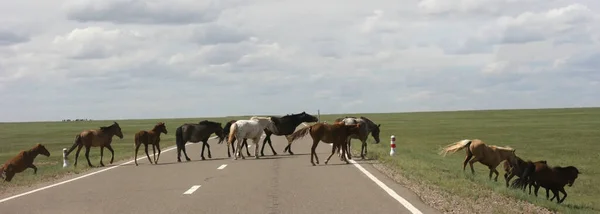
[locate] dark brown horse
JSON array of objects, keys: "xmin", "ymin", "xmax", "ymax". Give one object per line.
[
  {"xmin": 1, "ymin": 143, "xmax": 51, "ymax": 182},
  {"xmin": 503, "ymin": 156, "xmax": 547, "ymax": 193},
  {"xmin": 511, "ymin": 162, "xmax": 580, "ymax": 203},
  {"xmin": 175, "ymin": 120, "xmax": 225, "ymax": 162},
  {"xmin": 439, "ymin": 139, "xmax": 518, "ymax": 181},
  {"xmin": 64, "ymin": 122, "xmax": 124, "ymax": 167},
  {"xmin": 286, "ymin": 122, "xmax": 362, "ymax": 166},
  {"xmin": 134, "ymin": 122, "xmax": 168, "ymax": 166}
]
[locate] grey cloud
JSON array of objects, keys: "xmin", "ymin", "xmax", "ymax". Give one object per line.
[
  {"xmin": 192, "ymin": 24, "xmax": 250, "ymax": 45},
  {"xmin": 0, "ymin": 30, "xmax": 30, "ymax": 46},
  {"xmin": 64, "ymin": 0, "xmax": 222, "ymax": 25}
]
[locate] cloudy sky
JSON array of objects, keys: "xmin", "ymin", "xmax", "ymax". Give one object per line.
[{"xmin": 1, "ymin": 0, "xmax": 599, "ymax": 122}]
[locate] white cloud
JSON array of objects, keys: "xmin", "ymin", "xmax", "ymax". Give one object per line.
[{"xmin": 1, "ymin": 0, "xmax": 600, "ymax": 122}]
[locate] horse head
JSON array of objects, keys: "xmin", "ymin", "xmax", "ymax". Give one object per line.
[
  {"xmin": 214, "ymin": 123, "xmax": 226, "ymax": 144},
  {"xmin": 370, "ymin": 123, "xmax": 381, "ymax": 144},
  {"xmin": 298, "ymin": 111, "xmax": 319, "ymax": 123},
  {"xmin": 155, "ymin": 122, "xmax": 168, "ymax": 134},
  {"xmin": 560, "ymin": 166, "xmax": 580, "ymax": 187},
  {"xmin": 34, "ymin": 143, "xmax": 51, "ymax": 157},
  {"xmin": 110, "ymin": 121, "xmax": 124, "ymax": 139}
]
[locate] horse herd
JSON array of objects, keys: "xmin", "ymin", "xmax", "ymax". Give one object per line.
[
  {"xmin": 0, "ymin": 111, "xmax": 580, "ymax": 205},
  {"xmin": 439, "ymin": 139, "xmax": 581, "ymax": 204},
  {"xmin": 0, "ymin": 112, "xmax": 382, "ymax": 180}
]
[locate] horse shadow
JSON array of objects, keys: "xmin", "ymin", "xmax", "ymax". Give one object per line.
[{"xmin": 122, "ymin": 157, "xmax": 231, "ymax": 167}]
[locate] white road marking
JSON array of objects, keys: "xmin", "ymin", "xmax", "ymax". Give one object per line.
[
  {"xmin": 183, "ymin": 185, "xmax": 202, "ymax": 194},
  {"xmin": 217, "ymin": 164, "xmax": 227, "ymax": 170},
  {"xmin": 0, "ymin": 142, "xmax": 180, "ymax": 203},
  {"xmin": 349, "ymin": 159, "xmax": 423, "ymax": 214}
]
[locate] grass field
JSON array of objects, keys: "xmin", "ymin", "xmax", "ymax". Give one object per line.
[{"xmin": 1, "ymin": 107, "xmax": 599, "ymax": 213}]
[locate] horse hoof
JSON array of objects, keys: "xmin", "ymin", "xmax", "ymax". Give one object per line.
[
  {"xmin": 242, "ymin": 157, "xmax": 245, "ymax": 159},
  {"xmin": 273, "ymin": 152, "xmax": 278, "ymax": 156},
  {"xmin": 311, "ymin": 163, "xmax": 316, "ymax": 166},
  {"xmin": 186, "ymin": 158, "xmax": 191, "ymax": 161},
  {"xmin": 177, "ymin": 159, "xmax": 182, "ymax": 162},
  {"xmin": 289, "ymin": 152, "xmax": 295, "ymax": 155},
  {"xmin": 324, "ymin": 161, "xmax": 329, "ymax": 165},
  {"xmin": 208, "ymin": 155, "xmax": 212, "ymax": 159},
  {"xmin": 201, "ymin": 157, "xmax": 206, "ymax": 160},
  {"xmin": 255, "ymin": 156, "xmax": 259, "ymax": 159}
]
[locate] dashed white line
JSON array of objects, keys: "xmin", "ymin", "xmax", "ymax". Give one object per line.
[
  {"xmin": 183, "ymin": 185, "xmax": 202, "ymax": 194},
  {"xmin": 217, "ymin": 164, "xmax": 227, "ymax": 170},
  {"xmin": 349, "ymin": 159, "xmax": 423, "ymax": 214}
]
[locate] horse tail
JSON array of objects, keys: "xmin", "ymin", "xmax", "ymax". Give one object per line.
[
  {"xmin": 286, "ymin": 125, "xmax": 312, "ymax": 143},
  {"xmin": 438, "ymin": 139, "xmax": 472, "ymax": 157},
  {"xmin": 64, "ymin": 134, "xmax": 82, "ymax": 158},
  {"xmin": 510, "ymin": 162, "xmax": 536, "ymax": 189},
  {"xmin": 175, "ymin": 126, "xmax": 184, "ymax": 148},
  {"xmin": 227, "ymin": 123, "xmax": 237, "ymax": 146}
]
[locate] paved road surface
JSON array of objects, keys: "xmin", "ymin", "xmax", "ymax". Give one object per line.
[{"xmin": 0, "ymin": 130, "xmax": 439, "ymax": 214}]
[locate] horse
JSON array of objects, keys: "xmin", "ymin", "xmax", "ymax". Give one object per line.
[
  {"xmin": 228, "ymin": 116, "xmax": 277, "ymax": 160},
  {"xmin": 175, "ymin": 120, "xmax": 225, "ymax": 162},
  {"xmin": 439, "ymin": 139, "xmax": 518, "ymax": 181},
  {"xmin": 64, "ymin": 121, "xmax": 124, "ymax": 167},
  {"xmin": 223, "ymin": 120, "xmax": 251, "ymax": 158},
  {"xmin": 0, "ymin": 143, "xmax": 51, "ymax": 182},
  {"xmin": 286, "ymin": 122, "xmax": 362, "ymax": 166},
  {"xmin": 511, "ymin": 162, "xmax": 580, "ymax": 203},
  {"xmin": 134, "ymin": 122, "xmax": 168, "ymax": 166},
  {"xmin": 503, "ymin": 156, "xmax": 547, "ymax": 193},
  {"xmin": 333, "ymin": 116, "xmax": 381, "ymax": 159},
  {"xmin": 255, "ymin": 111, "xmax": 318, "ymax": 156}
]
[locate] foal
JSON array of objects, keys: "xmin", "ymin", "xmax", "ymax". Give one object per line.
[
  {"xmin": 1, "ymin": 143, "xmax": 51, "ymax": 182},
  {"xmin": 134, "ymin": 122, "xmax": 168, "ymax": 166}
]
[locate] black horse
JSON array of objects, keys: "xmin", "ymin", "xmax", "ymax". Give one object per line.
[
  {"xmin": 175, "ymin": 120, "xmax": 225, "ymax": 162},
  {"xmin": 223, "ymin": 112, "xmax": 318, "ymax": 156}
]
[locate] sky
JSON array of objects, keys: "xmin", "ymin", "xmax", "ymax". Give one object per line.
[{"xmin": 0, "ymin": 0, "xmax": 599, "ymax": 122}]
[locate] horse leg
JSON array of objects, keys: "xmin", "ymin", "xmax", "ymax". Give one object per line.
[
  {"xmin": 74, "ymin": 144, "xmax": 83, "ymax": 167},
  {"xmin": 84, "ymin": 145, "xmax": 94, "ymax": 167},
  {"xmin": 468, "ymin": 158, "xmax": 479, "ymax": 174},
  {"xmin": 558, "ymin": 187, "xmax": 567, "ymax": 204},
  {"xmin": 151, "ymin": 143, "xmax": 156, "ymax": 163},
  {"xmin": 200, "ymin": 142, "xmax": 206, "ymax": 160},
  {"xmin": 266, "ymin": 137, "xmax": 277, "ymax": 156},
  {"xmin": 253, "ymin": 138, "xmax": 260, "ymax": 159},
  {"xmin": 99, "ymin": 146, "xmax": 105, "ymax": 167},
  {"xmin": 177, "ymin": 147, "xmax": 182, "ymax": 162},
  {"xmin": 284, "ymin": 136, "xmax": 295, "ymax": 155},
  {"xmin": 29, "ymin": 164, "xmax": 38, "ymax": 174},
  {"xmin": 227, "ymin": 138, "xmax": 235, "ymax": 158},
  {"xmin": 243, "ymin": 139, "xmax": 251, "ymax": 157},
  {"xmin": 310, "ymin": 139, "xmax": 319, "ymax": 166},
  {"xmin": 134, "ymin": 141, "xmax": 142, "ymax": 166},
  {"xmin": 462, "ymin": 153, "xmax": 473, "ymax": 172},
  {"xmin": 341, "ymin": 140, "xmax": 350, "ymax": 164},
  {"xmin": 106, "ymin": 145, "xmax": 115, "ymax": 164},
  {"xmin": 205, "ymin": 141, "xmax": 212, "ymax": 159},
  {"xmin": 260, "ymin": 136, "xmax": 268, "ymax": 156},
  {"xmin": 491, "ymin": 168, "xmax": 499, "ymax": 181},
  {"xmin": 181, "ymin": 144, "xmax": 191, "ymax": 161},
  {"xmin": 504, "ymin": 173, "xmax": 514, "ymax": 188},
  {"xmin": 325, "ymin": 142, "xmax": 338, "ymax": 165},
  {"xmin": 155, "ymin": 142, "xmax": 162, "ymax": 164},
  {"xmin": 361, "ymin": 139, "xmax": 368, "ymax": 160},
  {"xmin": 144, "ymin": 144, "xmax": 152, "ymax": 164}
]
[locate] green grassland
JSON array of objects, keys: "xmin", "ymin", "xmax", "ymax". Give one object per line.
[{"xmin": 1, "ymin": 107, "xmax": 599, "ymax": 213}]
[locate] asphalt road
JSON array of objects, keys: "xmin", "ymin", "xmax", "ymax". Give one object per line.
[{"xmin": 0, "ymin": 131, "xmax": 439, "ymax": 214}]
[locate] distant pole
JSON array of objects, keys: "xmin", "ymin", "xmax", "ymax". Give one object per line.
[
  {"xmin": 62, "ymin": 148, "xmax": 69, "ymax": 168},
  {"xmin": 390, "ymin": 135, "xmax": 396, "ymax": 156},
  {"xmin": 318, "ymin": 109, "xmax": 321, "ymax": 121}
]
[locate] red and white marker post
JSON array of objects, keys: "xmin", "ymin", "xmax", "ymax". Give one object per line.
[
  {"xmin": 62, "ymin": 148, "xmax": 68, "ymax": 168},
  {"xmin": 390, "ymin": 135, "xmax": 396, "ymax": 156}
]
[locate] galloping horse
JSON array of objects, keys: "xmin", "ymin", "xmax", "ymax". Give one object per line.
[
  {"xmin": 175, "ymin": 120, "xmax": 225, "ymax": 162},
  {"xmin": 502, "ymin": 155, "xmax": 547, "ymax": 191},
  {"xmin": 439, "ymin": 139, "xmax": 518, "ymax": 181},
  {"xmin": 134, "ymin": 122, "xmax": 168, "ymax": 166},
  {"xmin": 223, "ymin": 120, "xmax": 251, "ymax": 158},
  {"xmin": 333, "ymin": 116, "xmax": 381, "ymax": 159},
  {"xmin": 228, "ymin": 117, "xmax": 277, "ymax": 160},
  {"xmin": 286, "ymin": 122, "xmax": 362, "ymax": 166},
  {"xmin": 64, "ymin": 121, "xmax": 124, "ymax": 167},
  {"xmin": 511, "ymin": 162, "xmax": 580, "ymax": 203},
  {"xmin": 1, "ymin": 143, "xmax": 51, "ymax": 182}
]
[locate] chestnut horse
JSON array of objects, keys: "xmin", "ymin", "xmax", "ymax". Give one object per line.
[
  {"xmin": 286, "ymin": 122, "xmax": 362, "ymax": 166},
  {"xmin": 439, "ymin": 139, "xmax": 518, "ymax": 181},
  {"xmin": 64, "ymin": 121, "xmax": 124, "ymax": 167},
  {"xmin": 511, "ymin": 162, "xmax": 580, "ymax": 203},
  {"xmin": 1, "ymin": 143, "xmax": 51, "ymax": 182},
  {"xmin": 134, "ymin": 122, "xmax": 168, "ymax": 166}
]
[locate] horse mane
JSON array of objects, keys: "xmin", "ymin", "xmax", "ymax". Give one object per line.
[
  {"xmin": 198, "ymin": 120, "xmax": 220, "ymax": 126},
  {"xmin": 492, "ymin": 145, "xmax": 514, "ymax": 151},
  {"xmin": 359, "ymin": 116, "xmax": 379, "ymax": 129},
  {"xmin": 100, "ymin": 122, "xmax": 118, "ymax": 131}
]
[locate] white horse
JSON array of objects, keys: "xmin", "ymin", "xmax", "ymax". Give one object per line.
[{"xmin": 227, "ymin": 116, "xmax": 277, "ymax": 159}]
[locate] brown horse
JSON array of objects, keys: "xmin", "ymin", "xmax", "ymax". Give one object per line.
[
  {"xmin": 134, "ymin": 122, "xmax": 168, "ymax": 166},
  {"xmin": 64, "ymin": 121, "xmax": 124, "ymax": 167},
  {"xmin": 439, "ymin": 139, "xmax": 517, "ymax": 181},
  {"xmin": 1, "ymin": 143, "xmax": 51, "ymax": 182},
  {"xmin": 286, "ymin": 122, "xmax": 362, "ymax": 166},
  {"xmin": 511, "ymin": 162, "xmax": 580, "ymax": 203},
  {"xmin": 503, "ymin": 156, "xmax": 547, "ymax": 193}
]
